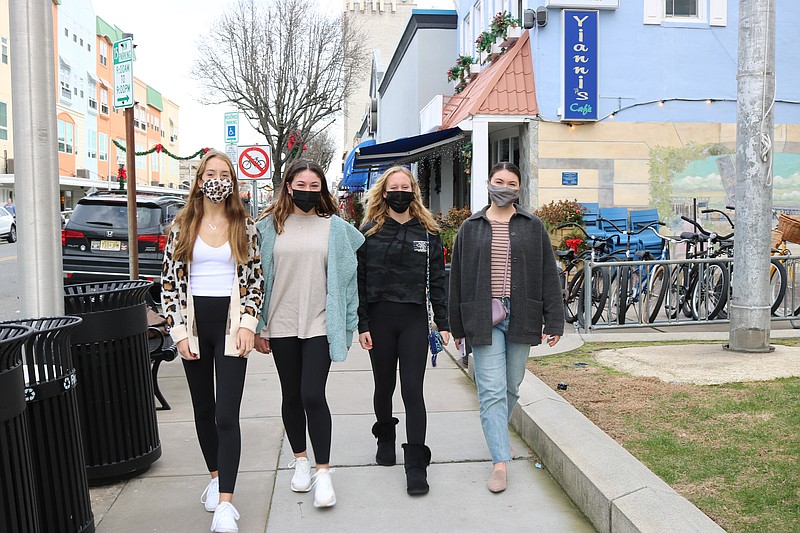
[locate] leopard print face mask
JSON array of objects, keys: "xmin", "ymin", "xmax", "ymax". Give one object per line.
[{"xmin": 201, "ymin": 178, "xmax": 234, "ymax": 203}]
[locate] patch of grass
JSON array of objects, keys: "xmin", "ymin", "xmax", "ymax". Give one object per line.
[{"xmin": 527, "ymin": 341, "xmax": 800, "ymax": 532}]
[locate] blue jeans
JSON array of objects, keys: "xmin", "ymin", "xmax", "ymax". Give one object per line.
[{"xmin": 471, "ymin": 299, "xmax": 531, "ymax": 464}]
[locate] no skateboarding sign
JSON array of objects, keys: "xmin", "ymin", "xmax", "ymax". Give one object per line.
[{"xmin": 237, "ymin": 145, "xmax": 272, "ymax": 180}]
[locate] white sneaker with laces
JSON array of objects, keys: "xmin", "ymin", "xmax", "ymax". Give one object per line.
[
  {"xmin": 210, "ymin": 501, "xmax": 239, "ymax": 533},
  {"xmin": 289, "ymin": 456, "xmax": 312, "ymax": 493},
  {"xmin": 200, "ymin": 477, "xmax": 220, "ymax": 512},
  {"xmin": 312, "ymin": 468, "xmax": 336, "ymax": 508}
]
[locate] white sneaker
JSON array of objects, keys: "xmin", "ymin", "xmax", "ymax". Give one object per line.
[
  {"xmin": 210, "ymin": 501, "xmax": 239, "ymax": 533},
  {"xmin": 201, "ymin": 477, "xmax": 220, "ymax": 512},
  {"xmin": 289, "ymin": 456, "xmax": 312, "ymax": 493},
  {"xmin": 312, "ymin": 468, "xmax": 336, "ymax": 508}
]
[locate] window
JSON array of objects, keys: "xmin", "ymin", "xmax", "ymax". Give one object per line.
[
  {"xmin": 58, "ymin": 120, "xmax": 74, "ymax": 154},
  {"xmin": 73, "ymin": 34, "xmax": 77, "ymax": 43},
  {"xmin": 88, "ymin": 82, "xmax": 97, "ymax": 112},
  {"xmin": 0, "ymin": 102, "xmax": 7, "ymax": 141},
  {"xmin": 100, "ymin": 87, "xmax": 109, "ymax": 114},
  {"xmin": 645, "ymin": 0, "xmax": 723, "ymax": 25},
  {"xmin": 463, "ymin": 14, "xmax": 471, "ymax": 56},
  {"xmin": 99, "ymin": 41, "xmax": 107, "ymax": 67},
  {"xmin": 64, "ymin": 28, "xmax": 68, "ymax": 37},
  {"xmin": 60, "ymin": 66, "xmax": 72, "ymax": 101},
  {"xmin": 115, "ymin": 138, "xmax": 125, "ymax": 164},
  {"xmin": 79, "ymin": 37, "xmax": 83, "ymax": 47},
  {"xmin": 666, "ymin": 0, "xmax": 697, "ymax": 17},
  {"xmin": 151, "ymin": 150, "xmax": 160, "ymax": 173},
  {"xmin": 87, "ymin": 43, "xmax": 91, "ymax": 52},
  {"xmin": 1, "ymin": 37, "xmax": 8, "ymax": 64},
  {"xmin": 87, "ymin": 129, "xmax": 97, "ymax": 159},
  {"xmin": 136, "ymin": 145, "xmax": 145, "ymax": 169},
  {"xmin": 99, "ymin": 132, "xmax": 108, "ymax": 161}
]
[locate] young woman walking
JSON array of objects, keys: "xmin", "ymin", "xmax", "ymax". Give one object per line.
[
  {"xmin": 448, "ymin": 162, "xmax": 563, "ymax": 494},
  {"xmin": 254, "ymin": 159, "xmax": 364, "ymax": 508},
  {"xmin": 357, "ymin": 166, "xmax": 449, "ymax": 495},
  {"xmin": 161, "ymin": 150, "xmax": 264, "ymax": 533}
]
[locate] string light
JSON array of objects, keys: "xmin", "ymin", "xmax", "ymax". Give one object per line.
[{"xmin": 658, "ymin": 100, "xmax": 665, "ymax": 106}]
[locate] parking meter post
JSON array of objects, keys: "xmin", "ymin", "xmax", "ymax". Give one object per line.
[
  {"xmin": 125, "ymin": 106, "xmax": 139, "ymax": 280},
  {"xmin": 9, "ymin": 0, "xmax": 65, "ymax": 317}
]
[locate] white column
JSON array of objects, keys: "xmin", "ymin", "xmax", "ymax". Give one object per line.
[{"xmin": 470, "ymin": 119, "xmax": 489, "ymax": 213}]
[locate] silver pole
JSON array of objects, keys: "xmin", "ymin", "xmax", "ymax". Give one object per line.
[
  {"xmin": 729, "ymin": 0, "xmax": 776, "ymax": 352},
  {"xmin": 10, "ymin": 1, "xmax": 64, "ymax": 316}
]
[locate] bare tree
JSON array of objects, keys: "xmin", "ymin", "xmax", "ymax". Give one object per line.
[
  {"xmin": 301, "ymin": 128, "xmax": 337, "ymax": 173},
  {"xmin": 194, "ymin": 0, "xmax": 367, "ymax": 188}
]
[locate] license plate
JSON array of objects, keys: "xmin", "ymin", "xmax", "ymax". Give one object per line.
[{"xmin": 100, "ymin": 240, "xmax": 121, "ymax": 251}]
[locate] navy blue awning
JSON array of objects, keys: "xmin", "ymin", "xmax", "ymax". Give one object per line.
[
  {"xmin": 353, "ymin": 127, "xmax": 464, "ymax": 169},
  {"xmin": 339, "ymin": 140, "xmax": 380, "ymax": 192}
]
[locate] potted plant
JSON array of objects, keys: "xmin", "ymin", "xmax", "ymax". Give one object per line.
[
  {"xmin": 533, "ymin": 199, "xmax": 586, "ymax": 249},
  {"xmin": 490, "ymin": 11, "xmax": 522, "ymax": 42},
  {"xmin": 475, "ymin": 31, "xmax": 496, "ymax": 60},
  {"xmin": 436, "ymin": 206, "xmax": 472, "ymax": 264}
]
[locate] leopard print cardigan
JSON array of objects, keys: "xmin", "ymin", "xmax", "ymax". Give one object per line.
[{"xmin": 161, "ymin": 218, "xmax": 264, "ymax": 357}]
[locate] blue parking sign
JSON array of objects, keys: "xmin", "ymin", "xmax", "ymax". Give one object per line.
[{"xmin": 228, "ymin": 126, "xmax": 236, "ymax": 137}]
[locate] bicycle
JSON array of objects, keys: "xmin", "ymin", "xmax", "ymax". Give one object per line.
[{"xmin": 555, "ymin": 223, "xmax": 615, "ymax": 327}]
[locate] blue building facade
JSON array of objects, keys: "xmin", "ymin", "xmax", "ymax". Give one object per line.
[{"xmin": 448, "ymin": 0, "xmax": 800, "ymax": 213}]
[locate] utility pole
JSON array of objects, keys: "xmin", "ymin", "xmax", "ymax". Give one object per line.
[
  {"xmin": 729, "ymin": 0, "xmax": 776, "ymax": 352},
  {"xmin": 10, "ymin": 1, "xmax": 64, "ymax": 316},
  {"xmin": 121, "ymin": 33, "xmax": 139, "ymax": 279}
]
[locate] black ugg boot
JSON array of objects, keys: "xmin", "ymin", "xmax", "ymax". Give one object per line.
[
  {"xmin": 372, "ymin": 418, "xmax": 399, "ymax": 466},
  {"xmin": 402, "ymin": 443, "xmax": 431, "ymax": 495}
]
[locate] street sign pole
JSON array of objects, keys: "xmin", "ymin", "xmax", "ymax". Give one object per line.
[{"xmin": 116, "ymin": 34, "xmax": 138, "ymax": 279}]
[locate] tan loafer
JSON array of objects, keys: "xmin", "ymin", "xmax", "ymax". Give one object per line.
[{"xmin": 488, "ymin": 469, "xmax": 507, "ymax": 493}]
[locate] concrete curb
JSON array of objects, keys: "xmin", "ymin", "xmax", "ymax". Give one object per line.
[{"xmin": 510, "ymin": 371, "xmax": 725, "ymax": 533}]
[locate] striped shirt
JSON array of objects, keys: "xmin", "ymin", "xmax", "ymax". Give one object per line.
[{"xmin": 490, "ymin": 220, "xmax": 511, "ymax": 297}]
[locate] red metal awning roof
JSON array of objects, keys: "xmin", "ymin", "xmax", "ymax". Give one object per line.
[{"xmin": 442, "ymin": 29, "xmax": 538, "ymax": 129}]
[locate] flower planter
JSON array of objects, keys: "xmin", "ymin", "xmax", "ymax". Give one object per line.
[
  {"xmin": 451, "ymin": 79, "xmax": 462, "ymax": 89},
  {"xmin": 469, "ymin": 62, "xmax": 482, "ymax": 75},
  {"xmin": 500, "ymin": 26, "xmax": 523, "ymax": 48},
  {"xmin": 548, "ymin": 227, "xmax": 572, "ymax": 249}
]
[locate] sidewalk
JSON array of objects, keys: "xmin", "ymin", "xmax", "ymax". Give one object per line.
[{"xmin": 90, "ymin": 342, "xmax": 594, "ymax": 532}]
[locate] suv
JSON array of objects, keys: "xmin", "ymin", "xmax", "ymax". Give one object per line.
[{"xmin": 62, "ymin": 191, "xmax": 184, "ymax": 289}]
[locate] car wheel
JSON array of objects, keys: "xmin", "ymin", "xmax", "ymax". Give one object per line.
[{"xmin": 8, "ymin": 224, "xmax": 16, "ymax": 243}]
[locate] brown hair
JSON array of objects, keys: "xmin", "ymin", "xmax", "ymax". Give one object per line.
[
  {"xmin": 361, "ymin": 166, "xmax": 440, "ymax": 237},
  {"xmin": 489, "ymin": 161, "xmax": 522, "ymax": 182},
  {"xmin": 171, "ymin": 150, "xmax": 251, "ymax": 264},
  {"xmin": 256, "ymin": 159, "xmax": 338, "ymax": 234}
]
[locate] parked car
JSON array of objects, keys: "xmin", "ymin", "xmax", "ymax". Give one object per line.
[
  {"xmin": 62, "ymin": 192, "xmax": 184, "ymax": 294},
  {"xmin": 0, "ymin": 206, "xmax": 16, "ymax": 243}
]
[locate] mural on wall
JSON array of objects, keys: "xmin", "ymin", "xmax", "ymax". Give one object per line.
[
  {"xmin": 649, "ymin": 143, "xmax": 800, "ymax": 227},
  {"xmin": 674, "ymin": 153, "xmax": 800, "ymax": 208}
]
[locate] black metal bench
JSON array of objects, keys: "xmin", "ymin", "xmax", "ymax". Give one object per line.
[{"xmin": 147, "ymin": 327, "xmax": 177, "ymax": 410}]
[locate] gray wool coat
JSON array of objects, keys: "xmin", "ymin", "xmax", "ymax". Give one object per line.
[{"xmin": 448, "ymin": 205, "xmax": 564, "ymax": 347}]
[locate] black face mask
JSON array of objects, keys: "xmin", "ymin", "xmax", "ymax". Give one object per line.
[
  {"xmin": 385, "ymin": 191, "xmax": 414, "ymax": 213},
  {"xmin": 291, "ymin": 189, "xmax": 321, "ymax": 213}
]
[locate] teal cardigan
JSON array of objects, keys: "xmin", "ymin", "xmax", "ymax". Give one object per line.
[{"xmin": 255, "ymin": 214, "xmax": 365, "ymax": 362}]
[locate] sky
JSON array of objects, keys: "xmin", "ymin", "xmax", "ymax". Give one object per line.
[{"xmin": 90, "ymin": 0, "xmax": 455, "ymax": 180}]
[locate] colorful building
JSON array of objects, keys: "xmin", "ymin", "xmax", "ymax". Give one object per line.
[{"xmin": 0, "ymin": 1, "xmax": 183, "ymax": 208}]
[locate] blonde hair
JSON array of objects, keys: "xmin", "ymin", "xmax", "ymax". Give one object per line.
[
  {"xmin": 172, "ymin": 150, "xmax": 251, "ymax": 264},
  {"xmin": 361, "ymin": 166, "xmax": 440, "ymax": 237},
  {"xmin": 256, "ymin": 159, "xmax": 338, "ymax": 234}
]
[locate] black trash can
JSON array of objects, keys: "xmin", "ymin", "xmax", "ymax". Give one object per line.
[
  {"xmin": 0, "ymin": 324, "xmax": 39, "ymax": 533},
  {"xmin": 3, "ymin": 317, "xmax": 95, "ymax": 533},
  {"xmin": 64, "ymin": 280, "xmax": 162, "ymax": 484}
]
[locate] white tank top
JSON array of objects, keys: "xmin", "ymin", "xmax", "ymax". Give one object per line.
[{"xmin": 190, "ymin": 237, "xmax": 236, "ymax": 297}]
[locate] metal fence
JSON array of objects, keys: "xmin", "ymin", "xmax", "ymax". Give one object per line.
[{"xmin": 576, "ymin": 255, "xmax": 800, "ymax": 332}]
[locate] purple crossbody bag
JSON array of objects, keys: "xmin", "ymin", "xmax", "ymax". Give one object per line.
[{"xmin": 491, "ymin": 239, "xmax": 511, "ymax": 326}]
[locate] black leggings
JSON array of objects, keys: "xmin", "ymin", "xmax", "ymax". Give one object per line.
[
  {"xmin": 183, "ymin": 296, "xmax": 247, "ymax": 495},
  {"xmin": 368, "ymin": 301, "xmax": 429, "ymax": 445},
  {"xmin": 270, "ymin": 336, "xmax": 332, "ymax": 465}
]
